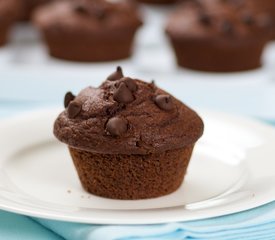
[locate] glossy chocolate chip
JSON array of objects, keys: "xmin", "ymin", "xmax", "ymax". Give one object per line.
[
  {"xmin": 68, "ymin": 101, "xmax": 82, "ymax": 119},
  {"xmin": 198, "ymin": 13, "xmax": 211, "ymax": 25},
  {"xmin": 113, "ymin": 83, "xmax": 135, "ymax": 104},
  {"xmin": 106, "ymin": 117, "xmax": 128, "ymax": 137},
  {"xmin": 154, "ymin": 95, "xmax": 173, "ymax": 111},
  {"xmin": 122, "ymin": 77, "xmax": 138, "ymax": 92},
  {"xmin": 64, "ymin": 92, "xmax": 75, "ymax": 108},
  {"xmin": 107, "ymin": 66, "xmax": 124, "ymax": 81}
]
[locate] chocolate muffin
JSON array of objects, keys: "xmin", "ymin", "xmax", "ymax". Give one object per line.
[
  {"xmin": 20, "ymin": 0, "xmax": 52, "ymax": 21},
  {"xmin": 0, "ymin": 0, "xmax": 21, "ymax": 46},
  {"xmin": 33, "ymin": 0, "xmax": 142, "ymax": 62},
  {"xmin": 54, "ymin": 67, "xmax": 204, "ymax": 200},
  {"xmin": 166, "ymin": 0, "xmax": 272, "ymax": 72}
]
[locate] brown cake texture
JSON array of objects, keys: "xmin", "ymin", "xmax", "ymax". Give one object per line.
[
  {"xmin": 54, "ymin": 67, "xmax": 204, "ymax": 200},
  {"xmin": 165, "ymin": 0, "xmax": 272, "ymax": 72},
  {"xmin": 0, "ymin": 0, "xmax": 21, "ymax": 46},
  {"xmin": 33, "ymin": 0, "xmax": 142, "ymax": 62},
  {"xmin": 19, "ymin": 0, "xmax": 52, "ymax": 21},
  {"xmin": 247, "ymin": 0, "xmax": 275, "ymax": 38},
  {"xmin": 137, "ymin": 0, "xmax": 178, "ymax": 4}
]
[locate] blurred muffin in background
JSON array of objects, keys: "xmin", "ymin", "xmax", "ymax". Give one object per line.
[
  {"xmin": 20, "ymin": 0, "xmax": 52, "ymax": 21},
  {"xmin": 33, "ymin": 0, "xmax": 142, "ymax": 62},
  {"xmin": 166, "ymin": 0, "xmax": 273, "ymax": 72},
  {"xmin": 0, "ymin": 0, "xmax": 21, "ymax": 46}
]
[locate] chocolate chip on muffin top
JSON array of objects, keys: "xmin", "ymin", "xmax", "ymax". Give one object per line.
[{"xmin": 54, "ymin": 67, "xmax": 204, "ymax": 155}]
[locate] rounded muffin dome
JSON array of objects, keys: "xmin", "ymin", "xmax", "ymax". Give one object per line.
[{"xmin": 54, "ymin": 67, "xmax": 204, "ymax": 154}]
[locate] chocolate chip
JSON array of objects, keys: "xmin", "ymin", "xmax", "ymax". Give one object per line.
[
  {"xmin": 242, "ymin": 13, "xmax": 254, "ymax": 25},
  {"xmin": 64, "ymin": 92, "xmax": 75, "ymax": 108},
  {"xmin": 107, "ymin": 66, "xmax": 124, "ymax": 81},
  {"xmin": 113, "ymin": 83, "xmax": 135, "ymax": 104},
  {"xmin": 122, "ymin": 77, "xmax": 138, "ymax": 92},
  {"xmin": 114, "ymin": 78, "xmax": 138, "ymax": 92},
  {"xmin": 73, "ymin": 4, "xmax": 88, "ymax": 14},
  {"xmin": 154, "ymin": 95, "xmax": 173, "ymax": 111},
  {"xmin": 198, "ymin": 13, "xmax": 211, "ymax": 25},
  {"xmin": 221, "ymin": 20, "xmax": 234, "ymax": 34},
  {"xmin": 73, "ymin": 3, "xmax": 106, "ymax": 19},
  {"xmin": 68, "ymin": 101, "xmax": 82, "ymax": 118},
  {"xmin": 106, "ymin": 117, "xmax": 128, "ymax": 137},
  {"xmin": 149, "ymin": 80, "xmax": 156, "ymax": 90}
]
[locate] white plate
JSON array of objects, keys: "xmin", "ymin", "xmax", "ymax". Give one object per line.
[{"xmin": 0, "ymin": 109, "xmax": 275, "ymax": 224}]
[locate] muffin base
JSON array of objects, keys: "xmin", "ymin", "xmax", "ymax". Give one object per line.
[
  {"xmin": 69, "ymin": 145, "xmax": 194, "ymax": 200},
  {"xmin": 42, "ymin": 30, "xmax": 137, "ymax": 62},
  {"xmin": 170, "ymin": 38, "xmax": 267, "ymax": 72}
]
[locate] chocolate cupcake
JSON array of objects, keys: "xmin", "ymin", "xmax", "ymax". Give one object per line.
[
  {"xmin": 20, "ymin": 0, "xmax": 52, "ymax": 21},
  {"xmin": 54, "ymin": 67, "xmax": 204, "ymax": 200},
  {"xmin": 166, "ymin": 0, "xmax": 272, "ymax": 72},
  {"xmin": 33, "ymin": 0, "xmax": 142, "ymax": 62},
  {"xmin": 0, "ymin": 0, "xmax": 21, "ymax": 46}
]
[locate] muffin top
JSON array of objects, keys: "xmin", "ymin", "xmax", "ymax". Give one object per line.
[
  {"xmin": 0, "ymin": 0, "xmax": 21, "ymax": 23},
  {"xmin": 54, "ymin": 67, "xmax": 204, "ymax": 155},
  {"xmin": 166, "ymin": 0, "xmax": 273, "ymax": 41},
  {"xmin": 33, "ymin": 0, "xmax": 142, "ymax": 33}
]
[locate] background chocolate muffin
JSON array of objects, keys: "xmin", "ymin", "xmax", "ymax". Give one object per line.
[
  {"xmin": 54, "ymin": 67, "xmax": 204, "ymax": 200},
  {"xmin": 166, "ymin": 0, "xmax": 272, "ymax": 72},
  {"xmin": 20, "ymin": 0, "xmax": 52, "ymax": 21},
  {"xmin": 33, "ymin": 0, "xmax": 142, "ymax": 62},
  {"xmin": 0, "ymin": 0, "xmax": 21, "ymax": 46}
]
